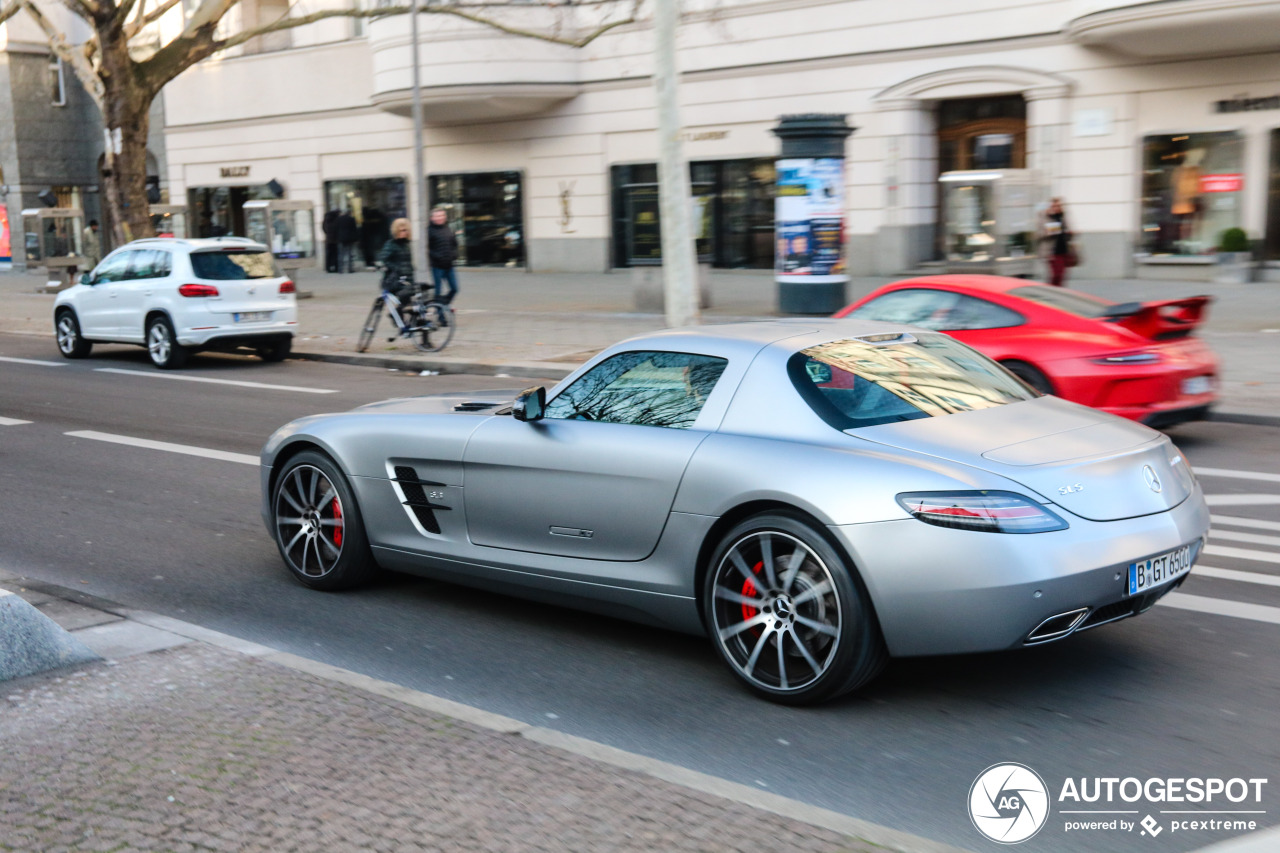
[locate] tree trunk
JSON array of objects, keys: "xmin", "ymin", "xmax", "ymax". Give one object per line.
[{"xmin": 97, "ymin": 26, "xmax": 157, "ymax": 247}]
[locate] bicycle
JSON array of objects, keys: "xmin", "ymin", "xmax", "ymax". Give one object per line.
[{"xmin": 357, "ymin": 279, "xmax": 455, "ymax": 354}]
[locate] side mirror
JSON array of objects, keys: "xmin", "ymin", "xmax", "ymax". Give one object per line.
[
  {"xmin": 512, "ymin": 386, "xmax": 546, "ymax": 422},
  {"xmin": 78, "ymin": 272, "xmax": 93, "ymax": 286}
]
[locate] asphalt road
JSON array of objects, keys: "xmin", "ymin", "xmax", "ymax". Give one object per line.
[{"xmin": 2, "ymin": 331, "xmax": 1278, "ymax": 853}]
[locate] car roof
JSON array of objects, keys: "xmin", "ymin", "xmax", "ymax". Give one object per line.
[
  {"xmin": 885, "ymin": 274, "xmax": 1039, "ymax": 294},
  {"xmin": 601, "ymin": 319, "xmax": 928, "ymax": 360},
  {"xmin": 121, "ymin": 236, "xmax": 268, "ymax": 252}
]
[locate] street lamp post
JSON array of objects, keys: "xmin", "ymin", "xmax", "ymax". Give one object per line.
[{"xmin": 409, "ymin": 0, "xmax": 428, "ymax": 275}]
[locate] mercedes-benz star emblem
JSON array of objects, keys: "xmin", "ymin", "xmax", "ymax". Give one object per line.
[{"xmin": 1143, "ymin": 465, "xmax": 1162, "ymax": 493}]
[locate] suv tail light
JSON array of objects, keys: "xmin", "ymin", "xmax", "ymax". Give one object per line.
[
  {"xmin": 279, "ymin": 280, "xmax": 296, "ymax": 294},
  {"xmin": 178, "ymin": 283, "xmax": 219, "ymax": 297},
  {"xmin": 896, "ymin": 491, "xmax": 1068, "ymax": 533}
]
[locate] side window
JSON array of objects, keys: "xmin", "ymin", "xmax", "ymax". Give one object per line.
[
  {"xmin": 945, "ymin": 294, "xmax": 1024, "ymax": 330},
  {"xmin": 544, "ymin": 351, "xmax": 728, "ymax": 429},
  {"xmin": 93, "ymin": 251, "xmax": 133, "ymax": 283},
  {"xmin": 153, "ymin": 251, "xmax": 172, "ymax": 277},
  {"xmin": 850, "ymin": 289, "xmax": 961, "ymax": 331},
  {"xmin": 126, "ymin": 250, "xmax": 157, "ymax": 280}
]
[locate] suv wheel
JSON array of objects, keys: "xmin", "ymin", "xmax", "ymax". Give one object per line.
[
  {"xmin": 55, "ymin": 311, "xmax": 93, "ymax": 359},
  {"xmin": 147, "ymin": 316, "xmax": 189, "ymax": 369},
  {"xmin": 257, "ymin": 337, "xmax": 292, "ymax": 363}
]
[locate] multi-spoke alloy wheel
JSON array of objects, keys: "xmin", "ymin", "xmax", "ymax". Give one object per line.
[
  {"xmin": 146, "ymin": 316, "xmax": 188, "ymax": 369},
  {"xmin": 271, "ymin": 451, "xmax": 377, "ymax": 590},
  {"xmin": 704, "ymin": 513, "xmax": 885, "ymax": 704},
  {"xmin": 55, "ymin": 312, "xmax": 92, "ymax": 358}
]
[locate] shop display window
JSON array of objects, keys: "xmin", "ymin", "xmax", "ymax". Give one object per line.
[
  {"xmin": 1141, "ymin": 131, "xmax": 1244, "ymax": 256},
  {"xmin": 430, "ymin": 172, "xmax": 524, "ymax": 268}
]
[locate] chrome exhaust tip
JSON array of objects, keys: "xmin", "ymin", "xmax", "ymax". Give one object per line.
[{"xmin": 1025, "ymin": 607, "xmax": 1090, "ymax": 644}]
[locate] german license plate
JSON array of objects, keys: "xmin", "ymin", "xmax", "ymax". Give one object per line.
[
  {"xmin": 1127, "ymin": 544, "xmax": 1193, "ymax": 596},
  {"xmin": 1182, "ymin": 376, "xmax": 1211, "ymax": 395},
  {"xmin": 234, "ymin": 311, "xmax": 271, "ymax": 323}
]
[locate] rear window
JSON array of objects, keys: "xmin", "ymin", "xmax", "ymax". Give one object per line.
[
  {"xmin": 790, "ymin": 333, "xmax": 1036, "ymax": 430},
  {"xmin": 190, "ymin": 250, "xmax": 278, "ymax": 280},
  {"xmin": 1008, "ymin": 284, "xmax": 1112, "ymax": 319}
]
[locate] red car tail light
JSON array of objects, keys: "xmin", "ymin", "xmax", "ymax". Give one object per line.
[
  {"xmin": 896, "ymin": 491, "xmax": 1068, "ymax": 533},
  {"xmin": 178, "ymin": 283, "xmax": 219, "ymax": 297},
  {"xmin": 1092, "ymin": 351, "xmax": 1161, "ymax": 365},
  {"xmin": 279, "ymin": 280, "xmax": 296, "ymax": 294}
]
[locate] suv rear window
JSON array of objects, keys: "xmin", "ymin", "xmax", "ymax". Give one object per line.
[
  {"xmin": 790, "ymin": 333, "xmax": 1036, "ymax": 430},
  {"xmin": 190, "ymin": 250, "xmax": 277, "ymax": 280}
]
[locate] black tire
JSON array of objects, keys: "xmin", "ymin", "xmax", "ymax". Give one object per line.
[
  {"xmin": 357, "ymin": 299, "xmax": 382, "ymax": 353},
  {"xmin": 414, "ymin": 302, "xmax": 455, "ymax": 353},
  {"xmin": 146, "ymin": 315, "xmax": 188, "ymax": 369},
  {"xmin": 258, "ymin": 337, "xmax": 292, "ymax": 363},
  {"xmin": 1001, "ymin": 359, "xmax": 1054, "ymax": 396},
  {"xmin": 271, "ymin": 450, "xmax": 378, "ymax": 591},
  {"xmin": 55, "ymin": 310, "xmax": 93, "ymax": 359},
  {"xmin": 703, "ymin": 512, "xmax": 886, "ymax": 705}
]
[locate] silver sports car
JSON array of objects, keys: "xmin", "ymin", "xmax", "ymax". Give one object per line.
[{"xmin": 261, "ymin": 320, "xmax": 1209, "ymax": 704}]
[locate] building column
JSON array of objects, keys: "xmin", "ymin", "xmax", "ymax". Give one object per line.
[
  {"xmin": 1025, "ymin": 88, "xmax": 1071, "ymax": 201},
  {"xmin": 874, "ymin": 99, "xmax": 936, "ymax": 275}
]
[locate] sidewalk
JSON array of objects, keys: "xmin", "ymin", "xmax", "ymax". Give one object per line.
[
  {"xmin": 2, "ymin": 266, "xmax": 1279, "ymax": 423},
  {"xmin": 0, "ymin": 573, "xmax": 962, "ymax": 853}
]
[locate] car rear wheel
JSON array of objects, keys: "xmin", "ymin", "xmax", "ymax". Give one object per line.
[
  {"xmin": 272, "ymin": 450, "xmax": 378, "ymax": 591},
  {"xmin": 1002, "ymin": 359, "xmax": 1054, "ymax": 396},
  {"xmin": 55, "ymin": 311, "xmax": 92, "ymax": 359},
  {"xmin": 703, "ymin": 512, "xmax": 886, "ymax": 705},
  {"xmin": 257, "ymin": 337, "xmax": 292, "ymax": 363},
  {"xmin": 147, "ymin": 316, "xmax": 189, "ymax": 369}
]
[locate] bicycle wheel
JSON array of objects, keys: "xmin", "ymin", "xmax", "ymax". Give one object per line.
[
  {"xmin": 357, "ymin": 298, "xmax": 383, "ymax": 353},
  {"xmin": 413, "ymin": 301, "xmax": 455, "ymax": 353}
]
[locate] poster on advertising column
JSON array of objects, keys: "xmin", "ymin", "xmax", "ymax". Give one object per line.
[{"xmin": 775, "ymin": 157, "xmax": 846, "ymax": 283}]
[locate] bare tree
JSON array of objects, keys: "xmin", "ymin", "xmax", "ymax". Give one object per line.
[{"xmin": 0, "ymin": 0, "xmax": 641, "ymax": 246}]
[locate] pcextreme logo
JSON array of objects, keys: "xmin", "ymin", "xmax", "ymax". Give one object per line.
[{"xmin": 969, "ymin": 763, "xmax": 1051, "ymax": 844}]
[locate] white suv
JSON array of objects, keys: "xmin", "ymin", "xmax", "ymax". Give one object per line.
[{"xmin": 53, "ymin": 237, "xmax": 298, "ymax": 369}]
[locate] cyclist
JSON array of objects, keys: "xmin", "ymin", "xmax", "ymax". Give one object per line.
[{"xmin": 376, "ymin": 218, "xmax": 419, "ymax": 317}]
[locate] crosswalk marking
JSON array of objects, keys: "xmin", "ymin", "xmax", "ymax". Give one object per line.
[
  {"xmin": 0, "ymin": 416, "xmax": 33, "ymax": 426},
  {"xmin": 95, "ymin": 368, "xmax": 338, "ymax": 395},
  {"xmin": 1195, "ymin": 467, "xmax": 1280, "ymax": 484},
  {"xmin": 1209, "ymin": 529, "xmax": 1280, "ymax": 548},
  {"xmin": 65, "ymin": 430, "xmax": 259, "ymax": 466},
  {"xmin": 1159, "ymin": 592, "xmax": 1280, "ymax": 626},
  {"xmin": 1193, "ymin": 566, "xmax": 1280, "ymax": 588},
  {"xmin": 1212, "ymin": 515, "xmax": 1280, "ymax": 533},
  {"xmin": 1203, "ymin": 544, "xmax": 1280, "ymax": 565},
  {"xmin": 0, "ymin": 355, "xmax": 66, "ymax": 367}
]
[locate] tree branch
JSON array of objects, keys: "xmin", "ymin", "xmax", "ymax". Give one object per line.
[
  {"xmin": 18, "ymin": 0, "xmax": 105, "ymax": 108},
  {"xmin": 0, "ymin": 0, "xmax": 22, "ymax": 26},
  {"xmin": 126, "ymin": 0, "xmax": 182, "ymax": 37}
]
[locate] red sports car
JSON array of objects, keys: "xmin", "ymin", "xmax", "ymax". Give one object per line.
[{"xmin": 835, "ymin": 275, "xmax": 1218, "ymax": 427}]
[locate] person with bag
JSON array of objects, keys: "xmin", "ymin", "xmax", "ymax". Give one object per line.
[
  {"xmin": 376, "ymin": 218, "xmax": 417, "ymax": 320},
  {"xmin": 427, "ymin": 207, "xmax": 460, "ymax": 303},
  {"xmin": 1040, "ymin": 197, "xmax": 1077, "ymax": 287}
]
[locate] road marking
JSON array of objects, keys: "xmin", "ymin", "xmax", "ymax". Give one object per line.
[
  {"xmin": 1193, "ymin": 566, "xmax": 1280, "ymax": 588},
  {"xmin": 1205, "ymin": 495, "xmax": 1280, "ymax": 507},
  {"xmin": 0, "ymin": 416, "xmax": 32, "ymax": 426},
  {"xmin": 1212, "ymin": 515, "xmax": 1280, "ymax": 533},
  {"xmin": 1160, "ymin": 592, "xmax": 1280, "ymax": 626},
  {"xmin": 1195, "ymin": 467, "xmax": 1280, "ymax": 484},
  {"xmin": 95, "ymin": 367, "xmax": 338, "ymax": 395},
  {"xmin": 0, "ymin": 355, "xmax": 67, "ymax": 367},
  {"xmin": 65, "ymin": 430, "xmax": 258, "ymax": 466},
  {"xmin": 1210, "ymin": 529, "xmax": 1280, "ymax": 548},
  {"xmin": 1204, "ymin": 544, "xmax": 1280, "ymax": 565}
]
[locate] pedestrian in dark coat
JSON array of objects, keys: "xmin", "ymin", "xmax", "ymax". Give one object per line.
[
  {"xmin": 322, "ymin": 209, "xmax": 340, "ymax": 272},
  {"xmin": 336, "ymin": 210, "xmax": 360, "ymax": 274},
  {"xmin": 427, "ymin": 207, "xmax": 460, "ymax": 303}
]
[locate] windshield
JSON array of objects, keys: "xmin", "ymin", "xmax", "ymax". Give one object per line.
[
  {"xmin": 790, "ymin": 333, "xmax": 1037, "ymax": 430},
  {"xmin": 190, "ymin": 250, "xmax": 278, "ymax": 280},
  {"xmin": 1008, "ymin": 284, "xmax": 1113, "ymax": 319}
]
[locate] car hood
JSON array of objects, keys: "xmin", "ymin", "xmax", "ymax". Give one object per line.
[
  {"xmin": 354, "ymin": 389, "xmax": 525, "ymax": 416},
  {"xmin": 853, "ymin": 396, "xmax": 1193, "ymax": 521}
]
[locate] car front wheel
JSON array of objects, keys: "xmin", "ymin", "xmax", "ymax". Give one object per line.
[
  {"xmin": 55, "ymin": 311, "xmax": 93, "ymax": 359},
  {"xmin": 272, "ymin": 450, "xmax": 378, "ymax": 591},
  {"xmin": 147, "ymin": 316, "xmax": 189, "ymax": 369},
  {"xmin": 703, "ymin": 512, "xmax": 886, "ymax": 705}
]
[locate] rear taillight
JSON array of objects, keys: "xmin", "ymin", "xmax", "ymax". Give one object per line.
[
  {"xmin": 1092, "ymin": 351, "xmax": 1161, "ymax": 365},
  {"xmin": 896, "ymin": 491, "xmax": 1068, "ymax": 534},
  {"xmin": 279, "ymin": 280, "xmax": 296, "ymax": 294},
  {"xmin": 178, "ymin": 283, "xmax": 219, "ymax": 297}
]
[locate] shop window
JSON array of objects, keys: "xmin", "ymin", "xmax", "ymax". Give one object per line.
[
  {"xmin": 430, "ymin": 172, "xmax": 524, "ymax": 268},
  {"xmin": 937, "ymin": 96, "xmax": 1026, "ymax": 173},
  {"xmin": 1267, "ymin": 129, "xmax": 1280, "ymax": 261},
  {"xmin": 1141, "ymin": 132, "xmax": 1244, "ymax": 257},
  {"xmin": 324, "ymin": 177, "xmax": 406, "ymax": 268}
]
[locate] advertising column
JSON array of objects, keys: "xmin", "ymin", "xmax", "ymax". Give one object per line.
[{"xmin": 772, "ymin": 114, "xmax": 855, "ymax": 313}]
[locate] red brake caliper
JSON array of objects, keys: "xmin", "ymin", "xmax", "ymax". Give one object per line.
[
  {"xmin": 331, "ymin": 498, "xmax": 344, "ymax": 547},
  {"xmin": 741, "ymin": 560, "xmax": 765, "ymax": 634}
]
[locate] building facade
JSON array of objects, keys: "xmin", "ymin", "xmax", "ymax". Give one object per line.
[{"xmin": 161, "ymin": 0, "xmax": 1280, "ymax": 281}]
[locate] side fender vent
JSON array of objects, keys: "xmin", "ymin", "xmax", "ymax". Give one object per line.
[{"xmin": 393, "ymin": 465, "xmax": 449, "ymax": 535}]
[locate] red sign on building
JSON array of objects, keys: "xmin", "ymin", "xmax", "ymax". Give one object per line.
[{"xmin": 1199, "ymin": 174, "xmax": 1243, "ymax": 193}]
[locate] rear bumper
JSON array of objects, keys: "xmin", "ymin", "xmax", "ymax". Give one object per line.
[
  {"xmin": 179, "ymin": 319, "xmax": 296, "ymax": 348},
  {"xmin": 833, "ymin": 484, "xmax": 1211, "ymax": 657}
]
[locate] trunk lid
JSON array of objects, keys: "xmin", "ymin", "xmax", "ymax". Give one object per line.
[{"xmin": 854, "ymin": 397, "xmax": 1193, "ymax": 521}]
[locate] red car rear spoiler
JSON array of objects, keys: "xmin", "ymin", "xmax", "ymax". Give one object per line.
[{"xmin": 1102, "ymin": 295, "xmax": 1212, "ymax": 340}]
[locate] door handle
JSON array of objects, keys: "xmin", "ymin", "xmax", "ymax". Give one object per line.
[{"xmin": 108, "ymin": 291, "xmax": 118, "ymax": 298}]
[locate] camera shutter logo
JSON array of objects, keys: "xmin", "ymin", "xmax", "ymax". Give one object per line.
[{"xmin": 969, "ymin": 763, "xmax": 1051, "ymax": 844}]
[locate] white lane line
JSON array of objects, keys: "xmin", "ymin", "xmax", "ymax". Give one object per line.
[
  {"xmin": 1193, "ymin": 566, "xmax": 1280, "ymax": 588},
  {"xmin": 1212, "ymin": 515, "xmax": 1280, "ymax": 533},
  {"xmin": 0, "ymin": 416, "xmax": 33, "ymax": 426},
  {"xmin": 1210, "ymin": 529, "xmax": 1280, "ymax": 548},
  {"xmin": 0, "ymin": 355, "xmax": 67, "ymax": 367},
  {"xmin": 65, "ymin": 430, "xmax": 258, "ymax": 466},
  {"xmin": 1204, "ymin": 544, "xmax": 1280, "ymax": 565},
  {"xmin": 1159, "ymin": 592, "xmax": 1280, "ymax": 626},
  {"xmin": 94, "ymin": 367, "xmax": 338, "ymax": 395},
  {"xmin": 1205, "ymin": 495, "xmax": 1280, "ymax": 507},
  {"xmin": 1195, "ymin": 467, "xmax": 1280, "ymax": 484}
]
